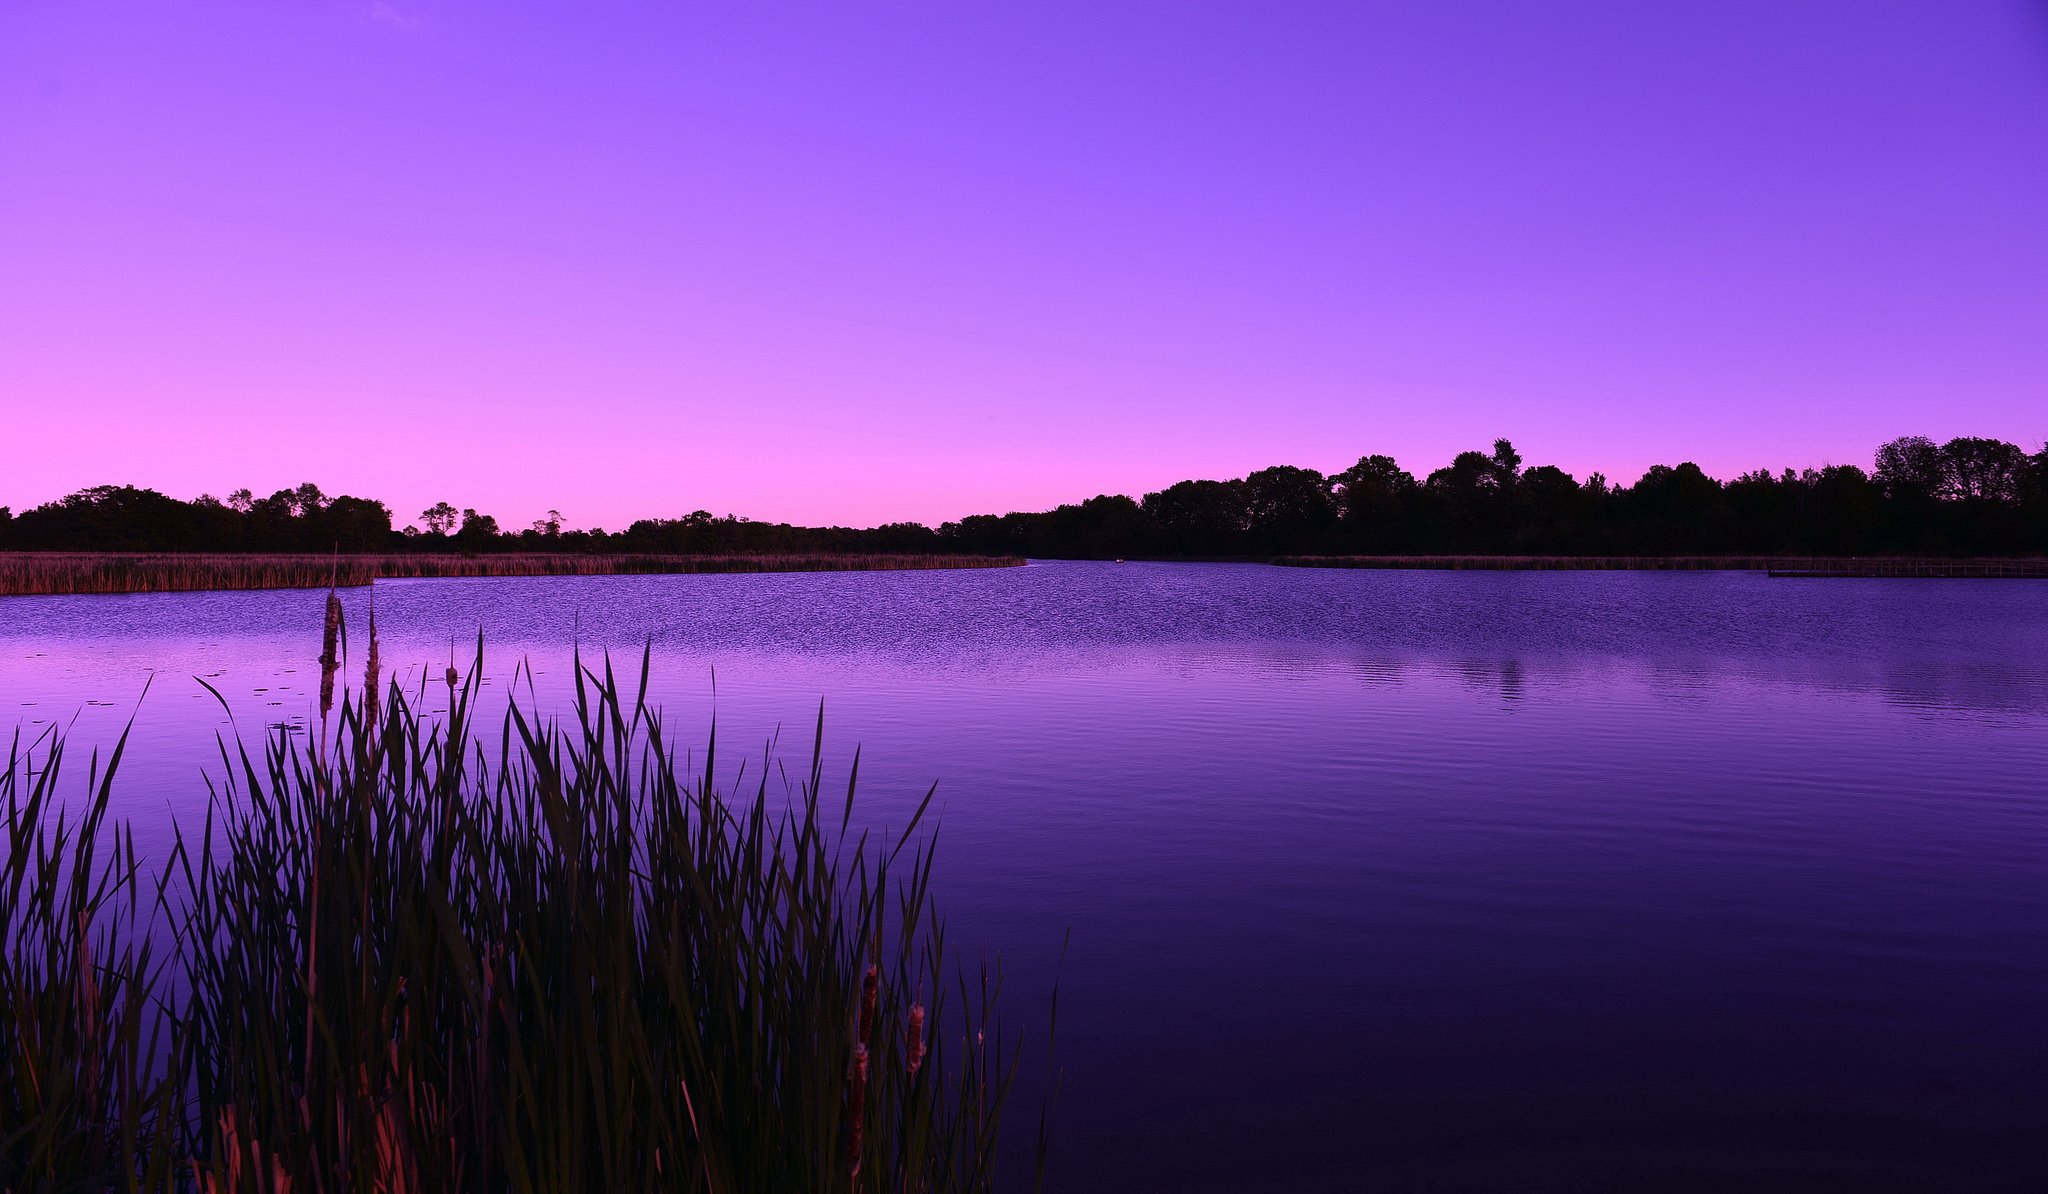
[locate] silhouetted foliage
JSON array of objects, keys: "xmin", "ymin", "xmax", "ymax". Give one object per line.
[
  {"xmin": 4, "ymin": 434, "xmax": 2042, "ymax": 559},
  {"xmin": 420, "ymin": 501, "xmax": 459, "ymax": 536},
  {"xmin": 1243, "ymin": 466, "xmax": 1335, "ymax": 553}
]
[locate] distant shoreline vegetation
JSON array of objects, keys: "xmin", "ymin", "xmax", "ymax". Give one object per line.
[
  {"xmin": 1, "ymin": 434, "xmax": 2043, "ymax": 564},
  {"xmin": 0, "ymin": 553, "xmax": 1025, "ymax": 597}
]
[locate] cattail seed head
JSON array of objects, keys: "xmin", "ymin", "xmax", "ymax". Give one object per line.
[
  {"xmin": 363, "ymin": 608, "xmax": 381, "ymax": 727},
  {"xmin": 907, "ymin": 1003, "xmax": 926, "ymax": 1077},
  {"xmin": 319, "ymin": 591, "xmax": 344, "ymax": 719},
  {"xmin": 858, "ymin": 963, "xmax": 880, "ymax": 1041}
]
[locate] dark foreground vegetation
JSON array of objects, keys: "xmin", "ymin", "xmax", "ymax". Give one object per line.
[
  {"xmin": 3, "ymin": 434, "xmax": 2041, "ymax": 563},
  {"xmin": 0, "ymin": 553, "xmax": 1025, "ymax": 597},
  {"xmin": 1, "ymin": 611, "xmax": 1048, "ymax": 1191}
]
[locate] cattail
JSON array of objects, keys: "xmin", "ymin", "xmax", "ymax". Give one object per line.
[
  {"xmin": 906, "ymin": 1003, "xmax": 926, "ymax": 1077},
  {"xmin": 858, "ymin": 962, "xmax": 879, "ymax": 1042},
  {"xmin": 319, "ymin": 590, "xmax": 343, "ymax": 718},
  {"xmin": 847, "ymin": 1042, "xmax": 869, "ymax": 1181},
  {"xmin": 362, "ymin": 605, "xmax": 381, "ymax": 728}
]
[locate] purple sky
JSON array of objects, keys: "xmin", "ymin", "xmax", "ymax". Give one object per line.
[{"xmin": 3, "ymin": 2, "xmax": 2045, "ymax": 531}]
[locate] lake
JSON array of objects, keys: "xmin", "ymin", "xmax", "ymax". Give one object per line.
[{"xmin": 4, "ymin": 561, "xmax": 2045, "ymax": 1192}]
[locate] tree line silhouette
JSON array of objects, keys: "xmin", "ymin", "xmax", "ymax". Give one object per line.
[{"xmin": 2, "ymin": 436, "xmax": 2042, "ymax": 560}]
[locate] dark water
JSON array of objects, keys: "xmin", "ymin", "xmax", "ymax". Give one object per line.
[{"xmin": 4, "ymin": 562, "xmax": 2045, "ymax": 1192}]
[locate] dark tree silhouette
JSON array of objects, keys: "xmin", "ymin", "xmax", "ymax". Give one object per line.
[
  {"xmin": 1333, "ymin": 455, "xmax": 1420, "ymax": 551},
  {"xmin": 455, "ymin": 509, "xmax": 502, "ymax": 552},
  {"xmin": 420, "ymin": 502, "xmax": 459, "ymax": 536},
  {"xmin": 1142, "ymin": 479, "xmax": 1249, "ymax": 556},
  {"xmin": 1941, "ymin": 437, "xmax": 2031, "ymax": 502},
  {"xmin": 1875, "ymin": 436, "xmax": 1948, "ymax": 499},
  {"xmin": 1242, "ymin": 466, "xmax": 1336, "ymax": 553},
  {"xmin": 5, "ymin": 433, "xmax": 2042, "ymax": 559}
]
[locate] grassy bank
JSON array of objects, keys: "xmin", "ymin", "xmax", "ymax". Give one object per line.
[
  {"xmin": 0, "ymin": 552, "xmax": 1025, "ymax": 596},
  {"xmin": 1273, "ymin": 554, "xmax": 2048, "ymax": 575},
  {"xmin": 1, "ymin": 610, "xmax": 1048, "ymax": 1191}
]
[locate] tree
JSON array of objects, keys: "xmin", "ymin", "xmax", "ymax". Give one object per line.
[
  {"xmin": 1512, "ymin": 465, "xmax": 1589, "ymax": 551},
  {"xmin": 12, "ymin": 486, "xmax": 203, "ymax": 551},
  {"xmin": 314, "ymin": 495, "xmax": 395, "ymax": 552},
  {"xmin": 1075, "ymin": 494, "xmax": 1151, "ymax": 558},
  {"xmin": 455, "ymin": 508, "xmax": 501, "ymax": 551},
  {"xmin": 530, "ymin": 509, "xmax": 564, "ymax": 537},
  {"xmin": 1241, "ymin": 465, "xmax": 1335, "ymax": 552},
  {"xmin": 1425, "ymin": 449, "xmax": 1509, "ymax": 550},
  {"xmin": 289, "ymin": 482, "xmax": 329, "ymax": 517},
  {"xmin": 1874, "ymin": 436, "xmax": 1947, "ymax": 499},
  {"xmin": 1808, "ymin": 464, "xmax": 1880, "ymax": 553},
  {"xmin": 420, "ymin": 502, "xmax": 459, "ymax": 536},
  {"xmin": 1620, "ymin": 463, "xmax": 1725, "ymax": 552},
  {"xmin": 1331, "ymin": 454, "xmax": 1418, "ymax": 549},
  {"xmin": 1939, "ymin": 437, "xmax": 2029, "ymax": 502},
  {"xmin": 1141, "ymin": 479, "xmax": 1248, "ymax": 555},
  {"xmin": 1490, "ymin": 438, "xmax": 1523, "ymax": 488}
]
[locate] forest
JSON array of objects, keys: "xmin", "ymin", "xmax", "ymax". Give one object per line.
[{"xmin": 2, "ymin": 435, "xmax": 2042, "ymax": 560}]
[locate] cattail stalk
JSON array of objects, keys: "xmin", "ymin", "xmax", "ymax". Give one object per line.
[
  {"xmin": 906, "ymin": 1004, "xmax": 926, "ymax": 1077},
  {"xmin": 847, "ymin": 1042, "xmax": 869, "ymax": 1182}
]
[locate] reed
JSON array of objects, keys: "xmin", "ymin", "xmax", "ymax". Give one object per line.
[
  {"xmin": 3, "ymin": 616, "xmax": 1046, "ymax": 1191},
  {"xmin": 0, "ymin": 554, "xmax": 1025, "ymax": 598},
  {"xmin": 0, "ymin": 554, "xmax": 377, "ymax": 596},
  {"xmin": 362, "ymin": 553, "xmax": 1024, "ymax": 580},
  {"xmin": 1, "ymin": 723, "xmax": 186, "ymax": 1192}
]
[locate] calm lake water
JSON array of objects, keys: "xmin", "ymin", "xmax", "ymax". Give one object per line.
[{"xmin": 4, "ymin": 561, "xmax": 2046, "ymax": 1192}]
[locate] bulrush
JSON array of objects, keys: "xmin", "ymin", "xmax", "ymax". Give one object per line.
[
  {"xmin": 907, "ymin": 1004, "xmax": 927, "ymax": 1077},
  {"xmin": 362, "ymin": 605, "xmax": 381, "ymax": 729},
  {"xmin": 318, "ymin": 589, "xmax": 343, "ymax": 719},
  {"xmin": 859, "ymin": 962, "xmax": 881, "ymax": 1042},
  {"xmin": 0, "ymin": 617, "xmax": 1052, "ymax": 1191}
]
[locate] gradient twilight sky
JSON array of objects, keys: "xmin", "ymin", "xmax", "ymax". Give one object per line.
[{"xmin": 2, "ymin": 2, "xmax": 2045, "ymax": 530}]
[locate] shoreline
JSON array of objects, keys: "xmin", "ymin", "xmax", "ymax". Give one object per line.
[
  {"xmin": 0, "ymin": 551, "xmax": 1025, "ymax": 597},
  {"xmin": 1273, "ymin": 554, "xmax": 2048, "ymax": 577}
]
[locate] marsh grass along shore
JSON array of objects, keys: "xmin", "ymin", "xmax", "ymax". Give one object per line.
[
  {"xmin": 0, "ymin": 552, "xmax": 1026, "ymax": 596},
  {"xmin": 1, "ymin": 612, "xmax": 1048, "ymax": 1190}
]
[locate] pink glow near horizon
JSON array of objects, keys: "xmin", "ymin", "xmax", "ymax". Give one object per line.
[{"xmin": 2, "ymin": 2, "xmax": 2045, "ymax": 531}]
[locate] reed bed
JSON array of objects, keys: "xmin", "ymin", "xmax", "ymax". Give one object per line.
[
  {"xmin": 2, "ymin": 608, "xmax": 1048, "ymax": 1191},
  {"xmin": 0, "ymin": 554, "xmax": 377, "ymax": 596},
  {"xmin": 0, "ymin": 553, "xmax": 1025, "ymax": 597},
  {"xmin": 364, "ymin": 553, "xmax": 1025, "ymax": 580},
  {"xmin": 1272, "ymin": 554, "xmax": 2048, "ymax": 573}
]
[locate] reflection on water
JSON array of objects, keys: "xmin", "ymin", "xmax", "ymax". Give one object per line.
[{"xmin": 2, "ymin": 562, "xmax": 2046, "ymax": 1192}]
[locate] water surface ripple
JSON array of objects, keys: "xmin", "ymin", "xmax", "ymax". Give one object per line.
[{"xmin": 3, "ymin": 562, "xmax": 2044, "ymax": 1192}]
